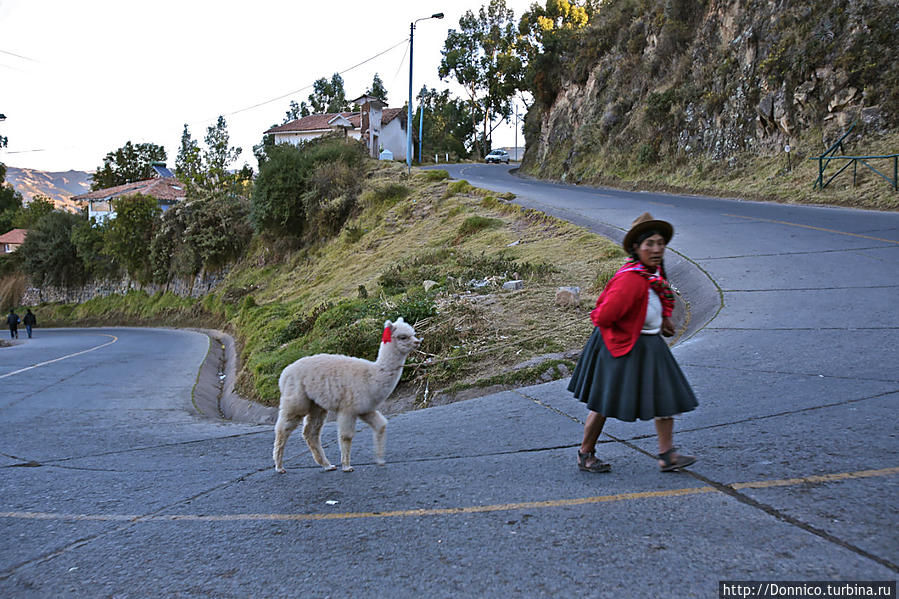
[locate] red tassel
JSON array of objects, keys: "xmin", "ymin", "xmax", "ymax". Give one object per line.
[{"xmin": 381, "ymin": 326, "xmax": 392, "ymax": 343}]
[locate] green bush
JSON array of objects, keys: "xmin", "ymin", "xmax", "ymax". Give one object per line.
[
  {"xmin": 251, "ymin": 136, "xmax": 365, "ymax": 238},
  {"xmin": 18, "ymin": 210, "xmax": 88, "ymax": 288},
  {"xmin": 370, "ymin": 182, "xmax": 411, "ymax": 205},
  {"xmin": 637, "ymin": 144, "xmax": 660, "ymax": 165},
  {"xmin": 421, "ymin": 169, "xmax": 450, "ymax": 181},
  {"xmin": 456, "ymin": 216, "xmax": 503, "ymax": 242},
  {"xmin": 445, "ymin": 179, "xmax": 472, "ymax": 196}
]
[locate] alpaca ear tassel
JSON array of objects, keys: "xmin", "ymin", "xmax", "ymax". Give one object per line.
[{"xmin": 381, "ymin": 324, "xmax": 392, "ymax": 343}]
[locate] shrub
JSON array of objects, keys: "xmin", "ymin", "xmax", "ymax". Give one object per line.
[
  {"xmin": 251, "ymin": 136, "xmax": 365, "ymax": 239},
  {"xmin": 445, "ymin": 179, "xmax": 472, "ymax": 196},
  {"xmin": 455, "ymin": 216, "xmax": 503, "ymax": 242},
  {"xmin": 421, "ymin": 169, "xmax": 450, "ymax": 181},
  {"xmin": 18, "ymin": 210, "xmax": 88, "ymax": 288},
  {"xmin": 637, "ymin": 144, "xmax": 660, "ymax": 165},
  {"xmin": 370, "ymin": 182, "xmax": 411, "ymax": 205},
  {"xmin": 105, "ymin": 194, "xmax": 160, "ymax": 284}
]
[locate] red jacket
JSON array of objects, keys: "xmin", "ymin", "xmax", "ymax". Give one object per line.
[{"xmin": 591, "ymin": 270, "xmax": 668, "ymax": 357}]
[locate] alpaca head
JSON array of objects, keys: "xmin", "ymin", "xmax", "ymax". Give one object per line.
[{"xmin": 381, "ymin": 317, "xmax": 421, "ymax": 356}]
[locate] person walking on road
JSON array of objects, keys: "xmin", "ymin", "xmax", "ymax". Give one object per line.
[
  {"xmin": 23, "ymin": 308, "xmax": 36, "ymax": 338},
  {"xmin": 6, "ymin": 309, "xmax": 20, "ymax": 339},
  {"xmin": 568, "ymin": 213, "xmax": 698, "ymax": 473}
]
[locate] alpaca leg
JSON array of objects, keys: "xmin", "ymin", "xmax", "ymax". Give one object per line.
[
  {"xmin": 360, "ymin": 411, "xmax": 388, "ymax": 466},
  {"xmin": 337, "ymin": 411, "xmax": 358, "ymax": 472},
  {"xmin": 273, "ymin": 410, "xmax": 302, "ymax": 473},
  {"xmin": 302, "ymin": 404, "xmax": 335, "ymax": 471}
]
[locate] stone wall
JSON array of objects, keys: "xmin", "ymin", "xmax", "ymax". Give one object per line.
[{"xmin": 21, "ymin": 271, "xmax": 227, "ymax": 306}]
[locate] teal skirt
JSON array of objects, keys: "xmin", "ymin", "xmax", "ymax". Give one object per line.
[{"xmin": 567, "ymin": 328, "xmax": 698, "ymax": 422}]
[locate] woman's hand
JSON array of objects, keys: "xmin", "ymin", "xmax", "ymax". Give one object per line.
[{"xmin": 661, "ymin": 317, "xmax": 676, "ymax": 337}]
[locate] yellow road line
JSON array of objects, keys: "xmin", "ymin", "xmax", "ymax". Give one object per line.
[
  {"xmin": 724, "ymin": 213, "xmax": 899, "ymax": 245},
  {"xmin": 2, "ymin": 466, "xmax": 896, "ymax": 523},
  {"xmin": 0, "ymin": 334, "xmax": 118, "ymax": 380}
]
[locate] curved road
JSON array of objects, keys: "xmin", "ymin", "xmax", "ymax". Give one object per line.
[{"xmin": 1, "ymin": 168, "xmax": 897, "ymax": 597}]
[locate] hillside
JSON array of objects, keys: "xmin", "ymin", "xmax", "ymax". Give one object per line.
[
  {"xmin": 32, "ymin": 162, "xmax": 626, "ymax": 413},
  {"xmin": 4, "ymin": 166, "xmax": 92, "ymax": 212},
  {"xmin": 523, "ymin": 0, "xmax": 899, "ymax": 210}
]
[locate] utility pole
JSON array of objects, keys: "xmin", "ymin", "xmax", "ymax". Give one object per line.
[
  {"xmin": 514, "ymin": 103, "xmax": 518, "ymax": 162},
  {"xmin": 407, "ymin": 12, "xmax": 444, "ymax": 174}
]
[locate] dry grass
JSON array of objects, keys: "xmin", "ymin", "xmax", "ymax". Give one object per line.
[
  {"xmin": 552, "ymin": 132, "xmax": 899, "ymax": 212},
  {"xmin": 218, "ymin": 162, "xmax": 625, "ymax": 409},
  {"xmin": 0, "ymin": 274, "xmax": 26, "ymax": 312}
]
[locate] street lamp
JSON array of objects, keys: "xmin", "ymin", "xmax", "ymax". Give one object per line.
[{"xmin": 407, "ymin": 12, "xmax": 443, "ymax": 174}]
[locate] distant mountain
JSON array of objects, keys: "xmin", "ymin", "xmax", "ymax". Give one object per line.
[{"xmin": 4, "ymin": 166, "xmax": 93, "ymax": 212}]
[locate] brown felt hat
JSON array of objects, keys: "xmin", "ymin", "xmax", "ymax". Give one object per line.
[{"xmin": 622, "ymin": 212, "xmax": 674, "ymax": 252}]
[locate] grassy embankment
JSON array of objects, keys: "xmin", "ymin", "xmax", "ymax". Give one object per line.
[
  {"xmin": 529, "ymin": 131, "xmax": 899, "ymax": 212},
  {"xmin": 35, "ymin": 162, "xmax": 625, "ymax": 413}
]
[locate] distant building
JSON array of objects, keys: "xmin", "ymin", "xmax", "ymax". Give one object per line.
[
  {"xmin": 265, "ymin": 99, "xmax": 408, "ymax": 160},
  {"xmin": 0, "ymin": 228, "xmax": 27, "ymax": 254},
  {"xmin": 73, "ymin": 177, "xmax": 186, "ymax": 223}
]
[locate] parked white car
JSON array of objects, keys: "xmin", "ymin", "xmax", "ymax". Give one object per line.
[{"xmin": 485, "ymin": 149, "xmax": 510, "ymax": 164}]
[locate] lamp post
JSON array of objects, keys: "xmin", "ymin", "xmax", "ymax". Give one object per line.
[{"xmin": 407, "ymin": 12, "xmax": 443, "ymax": 174}]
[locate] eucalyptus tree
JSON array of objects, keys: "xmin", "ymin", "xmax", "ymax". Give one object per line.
[
  {"xmin": 438, "ymin": 0, "xmax": 523, "ymax": 157},
  {"xmin": 91, "ymin": 141, "xmax": 167, "ymax": 190}
]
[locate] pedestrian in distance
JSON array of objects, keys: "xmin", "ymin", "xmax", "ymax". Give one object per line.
[
  {"xmin": 23, "ymin": 308, "xmax": 36, "ymax": 339},
  {"xmin": 6, "ymin": 309, "xmax": 20, "ymax": 339},
  {"xmin": 568, "ymin": 213, "xmax": 698, "ymax": 473}
]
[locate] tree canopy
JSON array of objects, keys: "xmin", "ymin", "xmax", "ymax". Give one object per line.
[
  {"xmin": 18, "ymin": 210, "xmax": 87, "ymax": 288},
  {"xmin": 439, "ymin": 0, "xmax": 523, "ymax": 157},
  {"xmin": 104, "ymin": 194, "xmax": 160, "ymax": 284},
  {"xmin": 417, "ymin": 87, "xmax": 476, "ymax": 159},
  {"xmin": 367, "ymin": 73, "xmax": 388, "ymax": 103},
  {"xmin": 0, "ymin": 163, "xmax": 24, "ymax": 233},
  {"xmin": 176, "ymin": 117, "xmax": 244, "ymax": 193},
  {"xmin": 307, "ymin": 73, "xmax": 349, "ymax": 114},
  {"xmin": 91, "ymin": 141, "xmax": 167, "ymax": 191}
]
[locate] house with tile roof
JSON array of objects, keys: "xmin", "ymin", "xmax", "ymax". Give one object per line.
[
  {"xmin": 72, "ymin": 177, "xmax": 187, "ymax": 223},
  {"xmin": 265, "ymin": 99, "xmax": 408, "ymax": 160},
  {"xmin": 0, "ymin": 228, "xmax": 27, "ymax": 254}
]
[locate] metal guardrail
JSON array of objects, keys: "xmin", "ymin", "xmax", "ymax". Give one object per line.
[{"xmin": 810, "ymin": 122, "xmax": 898, "ymax": 191}]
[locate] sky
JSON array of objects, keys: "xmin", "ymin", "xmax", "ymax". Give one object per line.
[{"xmin": 0, "ymin": 0, "xmax": 535, "ymax": 173}]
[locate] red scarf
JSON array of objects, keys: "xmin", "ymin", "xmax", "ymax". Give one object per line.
[{"xmin": 616, "ymin": 258, "xmax": 675, "ymax": 317}]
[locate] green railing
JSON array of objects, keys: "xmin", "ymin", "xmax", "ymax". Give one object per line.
[{"xmin": 810, "ymin": 123, "xmax": 898, "ymax": 191}]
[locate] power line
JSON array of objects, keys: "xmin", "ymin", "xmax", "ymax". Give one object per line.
[
  {"xmin": 0, "ymin": 49, "xmax": 38, "ymax": 62},
  {"xmin": 191, "ymin": 37, "xmax": 410, "ymax": 127}
]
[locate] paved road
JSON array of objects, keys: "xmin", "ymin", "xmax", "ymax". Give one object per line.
[{"xmin": 1, "ymin": 167, "xmax": 897, "ymax": 597}]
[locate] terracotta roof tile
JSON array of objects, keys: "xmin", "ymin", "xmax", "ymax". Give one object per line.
[
  {"xmin": 265, "ymin": 107, "xmax": 406, "ymax": 135},
  {"xmin": 0, "ymin": 228, "xmax": 27, "ymax": 244},
  {"xmin": 73, "ymin": 178, "xmax": 187, "ymax": 202}
]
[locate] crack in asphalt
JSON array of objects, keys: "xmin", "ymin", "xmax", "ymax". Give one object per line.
[
  {"xmin": 703, "ymin": 326, "xmax": 899, "ymax": 332},
  {"xmin": 697, "ymin": 245, "xmax": 898, "ymax": 260},
  {"xmin": 0, "ymin": 365, "xmax": 98, "ymax": 413},
  {"xmin": 513, "ymin": 388, "xmax": 899, "ymax": 574},
  {"xmin": 720, "ymin": 285, "xmax": 899, "ymax": 292},
  {"xmin": 0, "ymin": 463, "xmax": 274, "ymax": 581},
  {"xmin": 676, "ymin": 362, "xmax": 899, "ymax": 384},
  {"xmin": 0, "ymin": 428, "xmax": 270, "ymax": 469}
]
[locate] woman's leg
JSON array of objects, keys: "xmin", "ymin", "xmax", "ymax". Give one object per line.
[
  {"xmin": 580, "ymin": 410, "xmax": 607, "ymax": 454},
  {"xmin": 654, "ymin": 416, "xmax": 696, "ymax": 470},
  {"xmin": 655, "ymin": 416, "xmax": 674, "ymax": 454}
]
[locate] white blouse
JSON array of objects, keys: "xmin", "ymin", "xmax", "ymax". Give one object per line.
[{"xmin": 642, "ymin": 285, "xmax": 663, "ymax": 335}]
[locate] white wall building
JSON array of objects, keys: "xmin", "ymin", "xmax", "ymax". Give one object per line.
[{"xmin": 264, "ymin": 103, "xmax": 407, "ymax": 161}]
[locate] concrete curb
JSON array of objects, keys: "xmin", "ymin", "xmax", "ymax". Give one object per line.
[
  {"xmin": 190, "ymin": 328, "xmax": 277, "ymax": 426},
  {"xmin": 189, "ymin": 205, "xmax": 722, "ymax": 427}
]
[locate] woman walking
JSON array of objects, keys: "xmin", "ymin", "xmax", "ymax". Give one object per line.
[{"xmin": 568, "ymin": 213, "xmax": 698, "ymax": 473}]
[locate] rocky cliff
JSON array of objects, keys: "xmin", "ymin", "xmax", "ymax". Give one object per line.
[{"xmin": 523, "ymin": 0, "xmax": 898, "ymax": 181}]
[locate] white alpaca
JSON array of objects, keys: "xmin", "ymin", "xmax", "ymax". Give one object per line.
[{"xmin": 273, "ymin": 318, "xmax": 420, "ymax": 473}]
